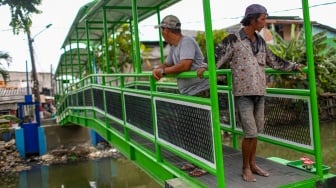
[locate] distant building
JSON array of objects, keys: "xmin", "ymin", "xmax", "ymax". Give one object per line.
[
  {"xmin": 0, "ymin": 71, "xmax": 55, "ymax": 116},
  {"xmin": 225, "ymin": 16, "xmax": 336, "ymax": 45}
]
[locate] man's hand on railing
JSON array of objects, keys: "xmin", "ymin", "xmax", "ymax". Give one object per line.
[
  {"xmin": 152, "ymin": 68, "xmax": 164, "ymax": 81},
  {"xmin": 197, "ymin": 67, "xmax": 207, "ymax": 78}
]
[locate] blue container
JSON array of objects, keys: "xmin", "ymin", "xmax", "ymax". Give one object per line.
[{"xmin": 22, "ymin": 123, "xmax": 39, "ymax": 154}]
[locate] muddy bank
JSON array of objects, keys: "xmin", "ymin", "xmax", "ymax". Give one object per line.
[{"xmin": 0, "ymin": 139, "xmax": 122, "ymax": 173}]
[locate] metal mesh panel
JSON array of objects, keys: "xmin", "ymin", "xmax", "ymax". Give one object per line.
[
  {"xmin": 84, "ymin": 88, "xmax": 92, "ymax": 107},
  {"xmin": 105, "ymin": 90, "xmax": 122, "ymax": 120},
  {"xmin": 155, "ymin": 99, "xmax": 214, "ymax": 163},
  {"xmin": 129, "ymin": 131, "xmax": 156, "ymax": 153},
  {"xmin": 96, "ymin": 111, "xmax": 105, "ymax": 122},
  {"xmin": 92, "ymin": 88, "xmax": 104, "ymax": 111},
  {"xmin": 67, "ymin": 94, "xmax": 70, "ymax": 107},
  {"xmin": 78, "ymin": 91, "xmax": 84, "ymax": 106},
  {"xmin": 218, "ymin": 92, "xmax": 231, "ymax": 126},
  {"xmin": 235, "ymin": 96, "xmax": 311, "ymax": 146},
  {"xmin": 265, "ymin": 96, "xmax": 311, "ymax": 145},
  {"xmin": 71, "ymin": 93, "xmax": 77, "ymax": 107},
  {"xmin": 125, "ymin": 94, "xmax": 153, "ymax": 135},
  {"xmin": 108, "ymin": 119, "xmax": 124, "ymax": 134}
]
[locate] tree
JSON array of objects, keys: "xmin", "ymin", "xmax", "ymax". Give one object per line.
[
  {"xmin": 0, "ymin": 0, "xmax": 42, "ymax": 35},
  {"xmin": 268, "ymin": 25, "xmax": 336, "ymax": 94},
  {"xmin": 195, "ymin": 29, "xmax": 229, "ymax": 58},
  {"xmin": 195, "ymin": 29, "xmax": 229, "ymax": 84},
  {"xmin": 0, "ymin": 0, "xmax": 42, "ymax": 102},
  {"xmin": 95, "ymin": 24, "xmax": 146, "ymax": 74},
  {"xmin": 0, "ymin": 51, "xmax": 11, "ymax": 83}
]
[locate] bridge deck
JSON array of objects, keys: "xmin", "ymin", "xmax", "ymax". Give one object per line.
[
  {"xmin": 138, "ymin": 137, "xmax": 316, "ymax": 188},
  {"xmin": 173, "ymin": 145, "xmax": 315, "ymax": 188}
]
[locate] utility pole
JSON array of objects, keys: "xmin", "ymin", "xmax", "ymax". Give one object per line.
[{"xmin": 26, "ymin": 24, "xmax": 52, "ymax": 102}]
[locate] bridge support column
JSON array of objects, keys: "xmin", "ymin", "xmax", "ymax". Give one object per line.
[{"xmin": 90, "ymin": 130, "xmax": 105, "ymax": 146}]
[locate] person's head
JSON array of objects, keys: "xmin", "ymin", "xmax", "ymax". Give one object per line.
[
  {"xmin": 240, "ymin": 4, "xmax": 268, "ymax": 31},
  {"xmin": 155, "ymin": 15, "xmax": 182, "ymax": 42}
]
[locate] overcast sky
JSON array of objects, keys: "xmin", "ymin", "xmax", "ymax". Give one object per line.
[{"xmin": 0, "ymin": 0, "xmax": 335, "ymax": 73}]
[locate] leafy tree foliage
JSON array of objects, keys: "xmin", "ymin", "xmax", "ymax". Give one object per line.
[
  {"xmin": 1, "ymin": 0, "xmax": 42, "ymax": 101},
  {"xmin": 268, "ymin": 25, "xmax": 336, "ymax": 94},
  {"xmin": 195, "ymin": 29, "xmax": 229, "ymax": 58},
  {"xmin": 0, "ymin": 0, "xmax": 42, "ymax": 34},
  {"xmin": 0, "ymin": 51, "xmax": 11, "ymax": 82},
  {"xmin": 95, "ymin": 24, "xmax": 148, "ymax": 73}
]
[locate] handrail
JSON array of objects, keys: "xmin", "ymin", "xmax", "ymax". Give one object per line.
[{"xmin": 57, "ymin": 68, "xmax": 318, "ymax": 187}]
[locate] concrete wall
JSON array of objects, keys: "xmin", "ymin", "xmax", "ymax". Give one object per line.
[{"xmin": 42, "ymin": 124, "xmax": 91, "ymax": 151}]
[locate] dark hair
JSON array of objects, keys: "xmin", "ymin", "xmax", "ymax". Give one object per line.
[{"xmin": 240, "ymin": 13, "xmax": 262, "ymax": 26}]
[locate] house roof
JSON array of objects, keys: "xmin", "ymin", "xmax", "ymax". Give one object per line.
[{"xmin": 0, "ymin": 88, "xmax": 30, "ymax": 110}]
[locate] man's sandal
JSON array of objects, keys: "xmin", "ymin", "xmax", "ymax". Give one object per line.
[
  {"xmin": 189, "ymin": 168, "xmax": 208, "ymax": 177},
  {"xmin": 180, "ymin": 163, "xmax": 196, "ymax": 171}
]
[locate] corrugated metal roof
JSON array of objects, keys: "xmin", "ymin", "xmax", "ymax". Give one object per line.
[
  {"xmin": 0, "ymin": 88, "xmax": 30, "ymax": 110},
  {"xmin": 0, "ymin": 88, "xmax": 30, "ymax": 97}
]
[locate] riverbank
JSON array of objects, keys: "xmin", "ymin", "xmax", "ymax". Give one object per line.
[{"xmin": 0, "ymin": 138, "xmax": 122, "ymax": 173}]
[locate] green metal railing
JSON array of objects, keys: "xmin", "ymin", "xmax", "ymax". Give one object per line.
[{"xmin": 57, "ymin": 67, "xmax": 322, "ymax": 187}]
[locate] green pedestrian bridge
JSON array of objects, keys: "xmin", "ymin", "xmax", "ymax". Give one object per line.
[{"xmin": 53, "ymin": 0, "xmax": 336, "ymax": 187}]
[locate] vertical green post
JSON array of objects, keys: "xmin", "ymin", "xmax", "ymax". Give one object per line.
[
  {"xmin": 103, "ymin": 7, "xmax": 111, "ymax": 74},
  {"xmin": 69, "ymin": 39, "xmax": 75, "ymax": 86},
  {"xmin": 85, "ymin": 20, "xmax": 93, "ymax": 83},
  {"xmin": 76, "ymin": 28, "xmax": 82, "ymax": 82},
  {"xmin": 202, "ymin": 0, "xmax": 225, "ymax": 187},
  {"xmin": 301, "ymin": 0, "xmax": 323, "ymax": 176},
  {"xmin": 131, "ymin": 0, "xmax": 142, "ymax": 73},
  {"xmin": 112, "ymin": 29, "xmax": 118, "ymax": 73},
  {"xmin": 156, "ymin": 10, "xmax": 164, "ymax": 64}
]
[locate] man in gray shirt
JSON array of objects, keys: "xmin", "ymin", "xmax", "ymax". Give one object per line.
[
  {"xmin": 152, "ymin": 15, "xmax": 209, "ymax": 96},
  {"xmin": 152, "ymin": 15, "xmax": 209, "ymax": 177}
]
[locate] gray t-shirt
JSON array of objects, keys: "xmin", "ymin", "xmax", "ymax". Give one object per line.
[{"xmin": 166, "ymin": 35, "xmax": 209, "ymax": 95}]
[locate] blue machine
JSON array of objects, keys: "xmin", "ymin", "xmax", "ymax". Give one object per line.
[{"xmin": 17, "ymin": 95, "xmax": 41, "ymax": 156}]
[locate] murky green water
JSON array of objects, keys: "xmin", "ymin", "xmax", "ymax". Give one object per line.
[
  {"xmin": 0, "ymin": 157, "xmax": 161, "ymax": 188},
  {"xmin": 1, "ymin": 121, "xmax": 335, "ymax": 187}
]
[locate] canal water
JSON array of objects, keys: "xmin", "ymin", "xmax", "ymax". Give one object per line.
[
  {"xmin": 1, "ymin": 156, "xmax": 161, "ymax": 188},
  {"xmin": 1, "ymin": 121, "xmax": 335, "ymax": 187}
]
